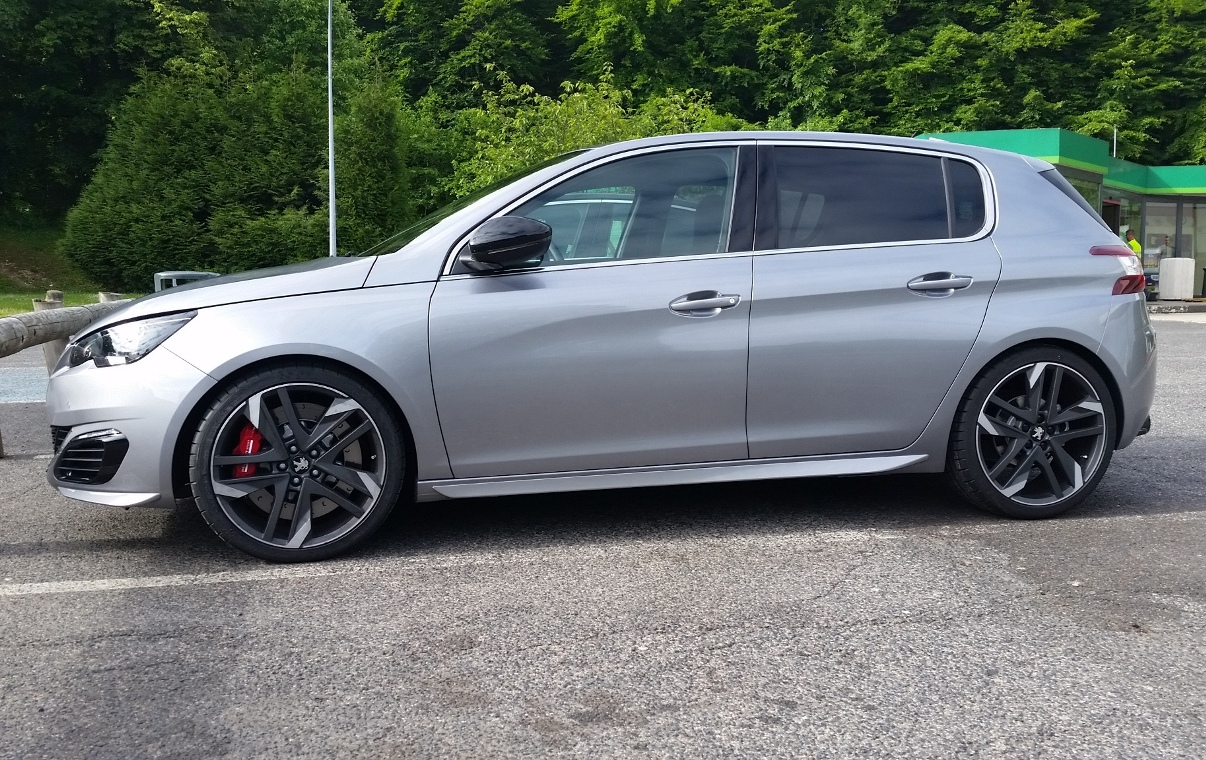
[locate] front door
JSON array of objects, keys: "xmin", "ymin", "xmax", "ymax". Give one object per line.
[{"xmin": 429, "ymin": 146, "xmax": 754, "ymax": 478}]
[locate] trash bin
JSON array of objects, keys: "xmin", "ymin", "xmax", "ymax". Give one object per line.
[{"xmin": 1158, "ymin": 258, "xmax": 1195, "ymax": 301}]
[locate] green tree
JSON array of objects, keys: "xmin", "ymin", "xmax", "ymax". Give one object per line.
[
  {"xmin": 59, "ymin": 0, "xmax": 416, "ymax": 290},
  {"xmin": 877, "ymin": 1, "xmax": 1097, "ymax": 137},
  {"xmin": 1075, "ymin": 0, "xmax": 1206, "ymax": 162},
  {"xmin": 448, "ymin": 73, "xmax": 747, "ymax": 196},
  {"xmin": 0, "ymin": 0, "xmax": 182, "ymax": 223},
  {"xmin": 375, "ymin": 0, "xmax": 563, "ymax": 106},
  {"xmin": 554, "ymin": 0, "xmax": 814, "ymax": 123}
]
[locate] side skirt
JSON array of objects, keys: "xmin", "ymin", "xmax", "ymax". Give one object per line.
[{"xmin": 417, "ymin": 453, "xmax": 928, "ymax": 500}]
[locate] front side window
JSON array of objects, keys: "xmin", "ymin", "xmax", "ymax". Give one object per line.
[
  {"xmin": 769, "ymin": 146, "xmax": 979, "ymax": 249},
  {"xmin": 511, "ymin": 148, "xmax": 738, "ymax": 266}
]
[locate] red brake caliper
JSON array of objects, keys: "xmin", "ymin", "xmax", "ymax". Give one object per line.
[{"xmin": 233, "ymin": 423, "xmax": 264, "ymax": 478}]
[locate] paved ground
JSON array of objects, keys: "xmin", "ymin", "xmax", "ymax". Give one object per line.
[
  {"xmin": 0, "ymin": 346, "xmax": 48, "ymax": 404},
  {"xmin": 0, "ymin": 317, "xmax": 1203, "ymax": 758}
]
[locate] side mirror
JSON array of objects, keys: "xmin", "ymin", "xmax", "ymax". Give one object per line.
[{"xmin": 460, "ymin": 216, "xmax": 551, "ymax": 273}]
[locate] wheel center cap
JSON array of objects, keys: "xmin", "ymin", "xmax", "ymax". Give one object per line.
[
  {"xmin": 291, "ymin": 455, "xmax": 312, "ymax": 474},
  {"xmin": 1031, "ymin": 426, "xmax": 1049, "ymax": 442}
]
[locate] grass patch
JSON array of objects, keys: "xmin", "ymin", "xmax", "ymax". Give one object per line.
[
  {"xmin": 0, "ymin": 225, "xmax": 131, "ymax": 316},
  {"xmin": 0, "ymin": 291, "xmax": 120, "ymax": 317},
  {"xmin": 0, "ymin": 226, "xmax": 98, "ymax": 292}
]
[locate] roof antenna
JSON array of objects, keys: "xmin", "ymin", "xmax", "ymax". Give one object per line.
[{"xmin": 327, "ymin": 0, "xmax": 337, "ymax": 256}]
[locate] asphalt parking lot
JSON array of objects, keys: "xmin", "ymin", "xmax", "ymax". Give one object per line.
[{"xmin": 0, "ymin": 315, "xmax": 1203, "ymax": 759}]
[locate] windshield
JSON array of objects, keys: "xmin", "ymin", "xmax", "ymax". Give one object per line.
[{"xmin": 355, "ymin": 150, "xmax": 589, "ymax": 257}]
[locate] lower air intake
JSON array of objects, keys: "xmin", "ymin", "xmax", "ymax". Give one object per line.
[{"xmin": 53, "ymin": 430, "xmax": 129, "ymax": 486}]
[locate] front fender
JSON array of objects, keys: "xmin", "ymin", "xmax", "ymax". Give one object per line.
[{"xmin": 163, "ymin": 282, "xmax": 451, "ymax": 481}]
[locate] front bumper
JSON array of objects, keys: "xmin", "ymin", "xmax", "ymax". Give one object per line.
[{"xmin": 45, "ymin": 345, "xmax": 216, "ymax": 507}]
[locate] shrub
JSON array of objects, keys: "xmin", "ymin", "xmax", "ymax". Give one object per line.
[{"xmin": 60, "ymin": 0, "xmax": 415, "ymax": 291}]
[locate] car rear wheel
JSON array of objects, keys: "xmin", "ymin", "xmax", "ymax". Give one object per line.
[
  {"xmin": 947, "ymin": 346, "xmax": 1116, "ymax": 519},
  {"xmin": 189, "ymin": 364, "xmax": 404, "ymax": 562}
]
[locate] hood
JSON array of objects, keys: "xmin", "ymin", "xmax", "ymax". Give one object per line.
[{"xmin": 86, "ymin": 256, "xmax": 377, "ymax": 332}]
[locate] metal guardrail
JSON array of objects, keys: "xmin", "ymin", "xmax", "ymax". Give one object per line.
[{"xmin": 0, "ymin": 292, "xmax": 129, "ymax": 458}]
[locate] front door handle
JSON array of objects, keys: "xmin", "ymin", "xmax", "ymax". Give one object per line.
[
  {"xmin": 669, "ymin": 291, "xmax": 742, "ymax": 316},
  {"xmin": 907, "ymin": 273, "xmax": 974, "ymax": 295}
]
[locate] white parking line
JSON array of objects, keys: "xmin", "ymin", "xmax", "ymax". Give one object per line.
[
  {"xmin": 0, "ymin": 552, "xmax": 549, "ymax": 597},
  {"xmin": 0, "ymin": 564, "xmax": 362, "ymax": 597},
  {"xmin": 0, "ymin": 531, "xmax": 902, "ymax": 598}
]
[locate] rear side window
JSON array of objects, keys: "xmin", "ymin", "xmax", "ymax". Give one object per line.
[
  {"xmin": 1040, "ymin": 169, "xmax": 1112, "ymax": 231},
  {"xmin": 772, "ymin": 147, "xmax": 949, "ymax": 248},
  {"xmin": 947, "ymin": 159, "xmax": 986, "ymax": 238}
]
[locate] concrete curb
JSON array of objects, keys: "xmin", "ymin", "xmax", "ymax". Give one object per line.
[{"xmin": 1147, "ymin": 301, "xmax": 1206, "ymax": 314}]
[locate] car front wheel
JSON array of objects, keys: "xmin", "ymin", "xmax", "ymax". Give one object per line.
[
  {"xmin": 948, "ymin": 346, "xmax": 1116, "ymax": 519},
  {"xmin": 189, "ymin": 363, "xmax": 405, "ymax": 562}
]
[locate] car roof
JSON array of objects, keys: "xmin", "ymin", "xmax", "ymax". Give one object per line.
[{"xmin": 571, "ymin": 130, "xmax": 1042, "ymax": 170}]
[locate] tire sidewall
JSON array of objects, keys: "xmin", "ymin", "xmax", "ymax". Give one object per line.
[
  {"xmin": 189, "ymin": 364, "xmax": 405, "ymax": 562},
  {"xmin": 950, "ymin": 346, "xmax": 1117, "ymax": 519}
]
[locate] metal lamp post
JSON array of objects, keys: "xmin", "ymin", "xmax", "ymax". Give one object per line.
[{"xmin": 327, "ymin": 0, "xmax": 337, "ymax": 257}]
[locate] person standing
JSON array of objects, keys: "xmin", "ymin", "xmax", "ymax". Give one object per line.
[{"xmin": 1124, "ymin": 228, "xmax": 1142, "ymax": 256}]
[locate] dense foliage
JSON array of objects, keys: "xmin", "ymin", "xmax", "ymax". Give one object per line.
[{"xmin": 0, "ymin": 0, "xmax": 1202, "ymax": 288}]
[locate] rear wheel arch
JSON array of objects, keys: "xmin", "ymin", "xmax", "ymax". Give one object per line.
[
  {"xmin": 965, "ymin": 338, "xmax": 1124, "ymax": 448},
  {"xmin": 947, "ymin": 342, "xmax": 1118, "ymax": 518}
]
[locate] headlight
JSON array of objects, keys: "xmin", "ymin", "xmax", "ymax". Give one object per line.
[{"xmin": 62, "ymin": 311, "xmax": 196, "ymax": 370}]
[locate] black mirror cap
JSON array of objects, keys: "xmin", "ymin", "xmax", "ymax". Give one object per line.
[{"xmin": 462, "ymin": 216, "xmax": 551, "ymax": 272}]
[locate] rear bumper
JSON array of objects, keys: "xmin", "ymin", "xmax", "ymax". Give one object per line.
[{"xmin": 1099, "ymin": 296, "xmax": 1157, "ymax": 450}]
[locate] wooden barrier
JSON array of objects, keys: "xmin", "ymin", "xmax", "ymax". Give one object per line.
[
  {"xmin": 0, "ymin": 293, "xmax": 129, "ymax": 459},
  {"xmin": 32, "ymin": 294, "xmax": 67, "ymax": 375},
  {"xmin": 0, "ymin": 296, "xmax": 129, "ymax": 364}
]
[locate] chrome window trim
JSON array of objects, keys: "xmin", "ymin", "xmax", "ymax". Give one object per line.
[
  {"xmin": 435, "ymin": 237, "xmax": 982, "ymax": 281},
  {"xmin": 438, "ymin": 138, "xmax": 999, "ymax": 277}
]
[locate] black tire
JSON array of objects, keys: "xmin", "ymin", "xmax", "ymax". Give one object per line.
[
  {"xmin": 947, "ymin": 346, "xmax": 1116, "ymax": 519},
  {"xmin": 189, "ymin": 363, "xmax": 405, "ymax": 562}
]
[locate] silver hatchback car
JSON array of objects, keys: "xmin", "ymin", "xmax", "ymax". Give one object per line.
[{"xmin": 46, "ymin": 132, "xmax": 1156, "ymax": 561}]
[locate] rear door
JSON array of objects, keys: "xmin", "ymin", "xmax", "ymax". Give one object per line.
[{"xmin": 746, "ymin": 143, "xmax": 1002, "ymax": 458}]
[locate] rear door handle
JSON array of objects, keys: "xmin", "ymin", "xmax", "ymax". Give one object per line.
[
  {"xmin": 907, "ymin": 273, "xmax": 974, "ymax": 294},
  {"xmin": 669, "ymin": 291, "xmax": 742, "ymax": 316}
]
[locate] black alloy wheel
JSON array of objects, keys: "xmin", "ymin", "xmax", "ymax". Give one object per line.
[
  {"xmin": 190, "ymin": 364, "xmax": 405, "ymax": 561},
  {"xmin": 948, "ymin": 346, "xmax": 1116, "ymax": 518}
]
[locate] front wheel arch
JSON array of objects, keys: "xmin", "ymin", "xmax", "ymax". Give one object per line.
[{"xmin": 171, "ymin": 354, "xmax": 418, "ymax": 504}]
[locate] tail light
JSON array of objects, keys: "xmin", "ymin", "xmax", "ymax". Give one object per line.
[
  {"xmin": 1112, "ymin": 274, "xmax": 1146, "ymax": 295},
  {"xmin": 233, "ymin": 423, "xmax": 264, "ymax": 478},
  {"xmin": 1090, "ymin": 245, "xmax": 1144, "ymax": 295}
]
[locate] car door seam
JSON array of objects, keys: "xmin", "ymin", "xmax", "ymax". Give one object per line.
[
  {"xmin": 744, "ymin": 254, "xmax": 754, "ymax": 459},
  {"xmin": 425, "ymin": 281, "xmax": 456, "ymax": 479}
]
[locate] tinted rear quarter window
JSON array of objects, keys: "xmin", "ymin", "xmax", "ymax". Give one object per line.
[
  {"xmin": 773, "ymin": 147, "xmax": 948, "ymax": 248},
  {"xmin": 947, "ymin": 159, "xmax": 986, "ymax": 237}
]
